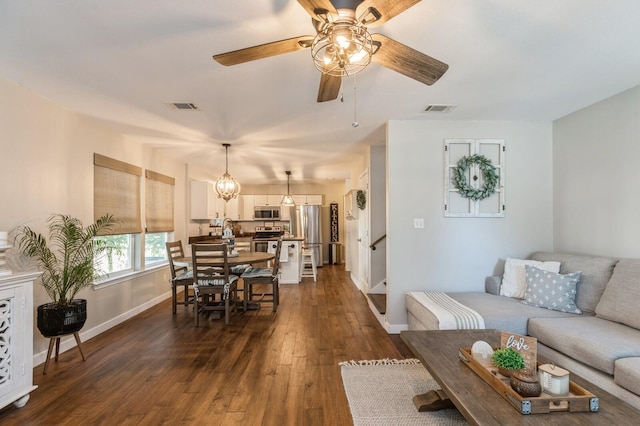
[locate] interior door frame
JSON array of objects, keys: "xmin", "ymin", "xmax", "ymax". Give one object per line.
[{"xmin": 357, "ymin": 169, "xmax": 370, "ymax": 292}]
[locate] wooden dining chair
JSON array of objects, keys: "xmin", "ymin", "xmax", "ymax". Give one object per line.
[
  {"xmin": 241, "ymin": 240, "xmax": 283, "ymax": 312},
  {"xmin": 166, "ymin": 241, "xmax": 194, "ymax": 314},
  {"xmin": 191, "ymin": 243, "xmax": 239, "ymax": 326}
]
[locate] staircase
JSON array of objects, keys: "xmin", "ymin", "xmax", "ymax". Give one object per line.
[{"xmin": 367, "ymin": 293, "xmax": 386, "ymax": 315}]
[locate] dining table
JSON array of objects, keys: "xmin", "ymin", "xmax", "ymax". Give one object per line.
[
  {"xmin": 173, "ymin": 251, "xmax": 275, "ymax": 267},
  {"xmin": 174, "ymin": 250, "xmax": 276, "ymax": 313}
]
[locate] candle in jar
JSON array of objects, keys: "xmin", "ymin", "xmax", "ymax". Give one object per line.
[{"xmin": 539, "ymin": 363, "xmax": 570, "ymax": 396}]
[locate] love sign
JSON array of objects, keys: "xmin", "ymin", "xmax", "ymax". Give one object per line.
[{"xmin": 501, "ymin": 331, "xmax": 537, "ymax": 373}]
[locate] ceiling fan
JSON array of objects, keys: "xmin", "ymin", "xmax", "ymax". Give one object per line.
[{"xmin": 213, "ymin": 0, "xmax": 448, "ymax": 102}]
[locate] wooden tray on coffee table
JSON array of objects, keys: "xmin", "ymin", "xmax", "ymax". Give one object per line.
[{"xmin": 458, "ymin": 347, "xmax": 599, "ymax": 415}]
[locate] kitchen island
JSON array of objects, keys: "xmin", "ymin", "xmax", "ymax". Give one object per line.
[{"xmin": 278, "ymin": 236, "xmax": 304, "ymax": 284}]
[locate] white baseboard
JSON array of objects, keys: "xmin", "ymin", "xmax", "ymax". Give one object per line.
[
  {"xmin": 33, "ymin": 290, "xmax": 172, "ymax": 367},
  {"xmin": 386, "ymin": 323, "xmax": 408, "ymax": 334}
]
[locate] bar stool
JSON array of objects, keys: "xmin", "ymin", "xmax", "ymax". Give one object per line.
[{"xmin": 299, "ymin": 248, "xmax": 317, "ymax": 282}]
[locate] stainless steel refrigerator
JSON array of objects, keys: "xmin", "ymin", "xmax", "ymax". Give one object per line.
[{"xmin": 292, "ymin": 205, "xmax": 323, "ymax": 267}]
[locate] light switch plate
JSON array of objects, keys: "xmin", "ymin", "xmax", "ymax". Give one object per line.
[{"xmin": 414, "ymin": 218, "xmax": 425, "ymax": 229}]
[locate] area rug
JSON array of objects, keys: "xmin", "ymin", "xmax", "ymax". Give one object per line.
[{"xmin": 339, "ymin": 359, "xmax": 468, "ymax": 426}]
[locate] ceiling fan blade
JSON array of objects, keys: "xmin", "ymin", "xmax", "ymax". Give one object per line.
[
  {"xmin": 317, "ymin": 72, "xmax": 342, "ymax": 102},
  {"xmin": 370, "ymin": 33, "xmax": 448, "ymax": 85},
  {"xmin": 297, "ymin": 0, "xmax": 337, "ymax": 20},
  {"xmin": 356, "ymin": 0, "xmax": 421, "ymax": 27},
  {"xmin": 213, "ymin": 36, "xmax": 314, "ymax": 66}
]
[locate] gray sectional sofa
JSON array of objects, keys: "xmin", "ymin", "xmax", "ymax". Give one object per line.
[{"xmin": 405, "ymin": 252, "xmax": 640, "ymax": 410}]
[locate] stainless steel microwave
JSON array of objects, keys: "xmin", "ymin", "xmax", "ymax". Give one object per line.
[{"xmin": 254, "ymin": 206, "xmax": 280, "ymax": 219}]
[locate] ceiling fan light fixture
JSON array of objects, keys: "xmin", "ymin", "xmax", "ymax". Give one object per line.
[
  {"xmin": 215, "ymin": 144, "xmax": 241, "ymax": 202},
  {"xmin": 281, "ymin": 171, "xmax": 296, "ymax": 207},
  {"xmin": 312, "ymin": 21, "xmax": 372, "ymax": 77}
]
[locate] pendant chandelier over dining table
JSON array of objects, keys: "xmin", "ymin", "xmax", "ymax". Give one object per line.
[{"xmin": 215, "ymin": 143, "xmax": 241, "ymax": 202}]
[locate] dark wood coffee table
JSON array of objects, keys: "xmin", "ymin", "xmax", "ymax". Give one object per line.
[{"xmin": 401, "ymin": 329, "xmax": 640, "ymax": 425}]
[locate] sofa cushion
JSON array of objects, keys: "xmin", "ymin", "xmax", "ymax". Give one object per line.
[
  {"xmin": 500, "ymin": 258, "xmax": 561, "ymax": 299},
  {"xmin": 528, "ymin": 316, "xmax": 640, "ymax": 375},
  {"xmin": 595, "ymin": 259, "xmax": 640, "ymax": 330},
  {"xmin": 529, "ymin": 252, "xmax": 618, "ymax": 314},
  {"xmin": 614, "ymin": 357, "xmax": 640, "ymax": 396},
  {"xmin": 448, "ymin": 292, "xmax": 575, "ymax": 335},
  {"xmin": 522, "ymin": 266, "xmax": 582, "ymax": 314}
]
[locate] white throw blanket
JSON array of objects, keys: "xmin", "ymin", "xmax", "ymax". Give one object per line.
[{"xmin": 411, "ymin": 291, "xmax": 485, "ymax": 330}]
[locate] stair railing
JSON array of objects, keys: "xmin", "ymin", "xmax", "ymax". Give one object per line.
[{"xmin": 369, "ymin": 234, "xmax": 386, "ymax": 251}]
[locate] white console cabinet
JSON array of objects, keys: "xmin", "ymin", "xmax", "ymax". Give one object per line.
[{"xmin": 0, "ymin": 272, "xmax": 40, "ymax": 410}]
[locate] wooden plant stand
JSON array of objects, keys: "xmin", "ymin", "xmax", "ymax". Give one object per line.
[{"xmin": 43, "ymin": 332, "xmax": 86, "ymax": 374}]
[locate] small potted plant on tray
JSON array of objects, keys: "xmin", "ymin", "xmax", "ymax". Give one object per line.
[
  {"xmin": 17, "ymin": 214, "xmax": 118, "ymax": 337},
  {"xmin": 492, "ymin": 347, "xmax": 525, "ymax": 377}
]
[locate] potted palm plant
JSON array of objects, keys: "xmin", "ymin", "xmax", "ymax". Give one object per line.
[{"xmin": 17, "ymin": 214, "xmax": 118, "ymax": 337}]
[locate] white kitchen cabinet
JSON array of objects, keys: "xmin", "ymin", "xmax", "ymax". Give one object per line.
[
  {"xmin": 190, "ymin": 181, "xmax": 223, "ymax": 220},
  {"xmin": 253, "ymin": 195, "xmax": 282, "ymax": 206},
  {"xmin": 225, "ymin": 196, "xmax": 241, "ymax": 220},
  {"xmin": 253, "ymin": 195, "xmax": 267, "ymax": 206},
  {"xmin": 267, "ymin": 195, "xmax": 282, "ymax": 206},
  {"xmin": 292, "ymin": 195, "xmax": 306, "ymax": 205},
  {"xmin": 0, "ymin": 272, "xmax": 40, "ymax": 410},
  {"xmin": 242, "ymin": 195, "xmax": 255, "ymax": 220},
  {"xmin": 292, "ymin": 195, "xmax": 323, "ymax": 205},
  {"xmin": 305, "ymin": 195, "xmax": 323, "ymax": 205}
]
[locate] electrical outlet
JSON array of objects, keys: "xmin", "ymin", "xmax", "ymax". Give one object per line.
[{"xmin": 414, "ymin": 218, "xmax": 425, "ymax": 229}]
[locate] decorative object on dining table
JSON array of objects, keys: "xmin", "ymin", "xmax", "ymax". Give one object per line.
[{"xmin": 539, "ymin": 363, "xmax": 570, "ymax": 396}]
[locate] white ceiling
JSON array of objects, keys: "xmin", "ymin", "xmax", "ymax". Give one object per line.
[{"xmin": 1, "ymin": 0, "xmax": 640, "ymax": 184}]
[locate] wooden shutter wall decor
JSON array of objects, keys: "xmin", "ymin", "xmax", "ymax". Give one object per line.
[{"xmin": 444, "ymin": 139, "xmax": 505, "ymax": 218}]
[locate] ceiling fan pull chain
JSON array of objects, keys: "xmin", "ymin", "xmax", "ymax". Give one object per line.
[{"xmin": 352, "ymin": 75, "xmax": 359, "ymax": 128}]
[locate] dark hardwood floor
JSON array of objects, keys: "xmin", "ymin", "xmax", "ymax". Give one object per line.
[{"xmin": 1, "ymin": 265, "xmax": 412, "ymax": 425}]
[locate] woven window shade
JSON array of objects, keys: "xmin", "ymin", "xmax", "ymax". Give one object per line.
[
  {"xmin": 145, "ymin": 169, "xmax": 175, "ymax": 233},
  {"xmin": 94, "ymin": 153, "xmax": 142, "ymax": 235}
]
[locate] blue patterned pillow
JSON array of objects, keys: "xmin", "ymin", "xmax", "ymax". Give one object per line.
[{"xmin": 522, "ymin": 266, "xmax": 582, "ymax": 314}]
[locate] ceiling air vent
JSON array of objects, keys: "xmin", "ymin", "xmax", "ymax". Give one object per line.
[
  {"xmin": 164, "ymin": 102, "xmax": 200, "ymax": 110},
  {"xmin": 424, "ymin": 104, "xmax": 456, "ymax": 113}
]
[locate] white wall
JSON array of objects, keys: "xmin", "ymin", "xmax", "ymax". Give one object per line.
[
  {"xmin": 553, "ymin": 85, "xmax": 640, "ymax": 257},
  {"xmin": 369, "ymin": 145, "xmax": 387, "ymax": 291},
  {"xmin": 386, "ymin": 120, "xmax": 554, "ymax": 330},
  {"xmin": 0, "ymin": 77, "xmax": 187, "ymax": 359}
]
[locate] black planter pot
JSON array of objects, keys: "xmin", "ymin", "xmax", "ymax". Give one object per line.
[{"xmin": 37, "ymin": 299, "xmax": 87, "ymax": 337}]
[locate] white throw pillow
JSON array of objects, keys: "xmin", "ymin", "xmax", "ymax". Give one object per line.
[{"xmin": 500, "ymin": 258, "xmax": 561, "ymax": 299}]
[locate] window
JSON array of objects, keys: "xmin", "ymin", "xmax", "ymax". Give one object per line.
[
  {"xmin": 94, "ymin": 154, "xmax": 142, "ymax": 279},
  {"xmin": 93, "ymin": 155, "xmax": 177, "ymax": 280},
  {"xmin": 144, "ymin": 169, "xmax": 174, "ymax": 267},
  {"xmin": 145, "ymin": 232, "xmax": 169, "ymax": 266},
  {"xmin": 94, "ymin": 234, "xmax": 134, "ymax": 275}
]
